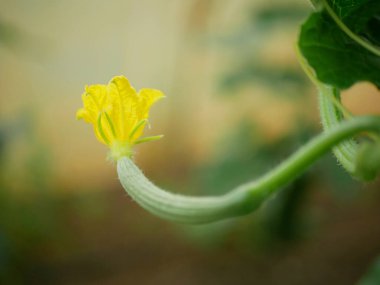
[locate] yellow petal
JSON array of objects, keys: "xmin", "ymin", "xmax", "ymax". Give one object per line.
[
  {"xmin": 78, "ymin": 85, "xmax": 109, "ymax": 124},
  {"xmin": 76, "ymin": 108, "xmax": 88, "ymax": 121},
  {"xmin": 107, "ymin": 76, "xmax": 139, "ymax": 141},
  {"xmin": 138, "ymin": 88, "xmax": 165, "ymax": 119},
  {"xmin": 126, "ymin": 89, "xmax": 164, "ymax": 142}
]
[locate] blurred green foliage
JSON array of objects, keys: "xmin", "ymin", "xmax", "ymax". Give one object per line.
[
  {"xmin": 0, "ymin": 19, "xmax": 21, "ymax": 49},
  {"xmin": 220, "ymin": 63, "xmax": 308, "ymax": 96},
  {"xmin": 251, "ymin": 5, "xmax": 308, "ymax": 27},
  {"xmin": 359, "ymin": 256, "xmax": 380, "ymax": 285},
  {"xmin": 215, "ymin": 4, "xmax": 309, "ymax": 97},
  {"xmin": 0, "ymin": 113, "xmax": 108, "ymax": 283}
]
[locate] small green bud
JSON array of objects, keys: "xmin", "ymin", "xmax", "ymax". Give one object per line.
[{"xmin": 354, "ymin": 142, "xmax": 380, "ymax": 181}]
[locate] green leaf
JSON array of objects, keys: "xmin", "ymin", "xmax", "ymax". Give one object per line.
[
  {"xmin": 328, "ymin": 0, "xmax": 380, "ymax": 44},
  {"xmin": 299, "ymin": 11, "xmax": 380, "ymax": 88},
  {"xmin": 328, "ymin": 0, "xmax": 371, "ymax": 19},
  {"xmin": 298, "ymin": 1, "xmax": 380, "ymax": 89}
]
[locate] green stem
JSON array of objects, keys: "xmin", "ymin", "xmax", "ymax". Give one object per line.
[
  {"xmin": 322, "ymin": 0, "xmax": 380, "ymax": 57},
  {"xmin": 318, "ymin": 85, "xmax": 359, "ymax": 174},
  {"xmin": 117, "ymin": 116, "xmax": 380, "ymax": 224},
  {"xmin": 296, "ymin": 44, "xmax": 358, "ymax": 174}
]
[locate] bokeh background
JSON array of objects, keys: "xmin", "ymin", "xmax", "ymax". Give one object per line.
[{"xmin": 1, "ymin": 0, "xmax": 380, "ymax": 284}]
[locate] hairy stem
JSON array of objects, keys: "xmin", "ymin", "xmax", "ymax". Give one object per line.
[
  {"xmin": 318, "ymin": 85, "xmax": 359, "ymax": 174},
  {"xmin": 296, "ymin": 44, "xmax": 358, "ymax": 174},
  {"xmin": 117, "ymin": 116, "xmax": 380, "ymax": 224}
]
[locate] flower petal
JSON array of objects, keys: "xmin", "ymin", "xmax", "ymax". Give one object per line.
[
  {"xmin": 138, "ymin": 88, "xmax": 165, "ymax": 119},
  {"xmin": 108, "ymin": 76, "xmax": 139, "ymax": 141},
  {"xmin": 76, "ymin": 108, "xmax": 89, "ymax": 121},
  {"xmin": 127, "ymin": 89, "xmax": 165, "ymax": 142},
  {"xmin": 79, "ymin": 85, "xmax": 109, "ymax": 124}
]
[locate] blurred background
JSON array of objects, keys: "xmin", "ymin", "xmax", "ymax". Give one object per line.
[{"xmin": 1, "ymin": 0, "xmax": 380, "ymax": 284}]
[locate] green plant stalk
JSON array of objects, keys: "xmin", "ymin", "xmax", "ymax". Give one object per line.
[
  {"xmin": 299, "ymin": 51, "xmax": 378, "ymax": 175},
  {"xmin": 117, "ymin": 116, "xmax": 380, "ymax": 224},
  {"xmin": 296, "ymin": 45, "xmax": 358, "ymax": 175},
  {"xmin": 318, "ymin": 85, "xmax": 359, "ymax": 174}
]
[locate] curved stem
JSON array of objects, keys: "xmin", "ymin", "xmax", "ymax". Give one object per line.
[
  {"xmin": 318, "ymin": 86, "xmax": 359, "ymax": 173},
  {"xmin": 117, "ymin": 116, "xmax": 380, "ymax": 224},
  {"xmin": 296, "ymin": 45, "xmax": 358, "ymax": 174},
  {"xmin": 322, "ymin": 0, "xmax": 380, "ymax": 57}
]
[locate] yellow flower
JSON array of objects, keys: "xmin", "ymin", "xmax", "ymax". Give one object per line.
[{"xmin": 76, "ymin": 75, "xmax": 165, "ymax": 160}]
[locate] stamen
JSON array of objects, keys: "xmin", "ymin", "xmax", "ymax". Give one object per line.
[
  {"xmin": 134, "ymin": 135, "xmax": 163, "ymax": 145},
  {"xmin": 129, "ymin": 119, "xmax": 148, "ymax": 140},
  {"xmin": 97, "ymin": 113, "xmax": 110, "ymax": 145},
  {"xmin": 104, "ymin": 111, "xmax": 117, "ymax": 138}
]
